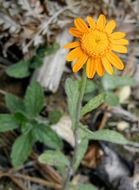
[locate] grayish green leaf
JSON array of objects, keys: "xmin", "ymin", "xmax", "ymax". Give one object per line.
[
  {"xmin": 85, "ymin": 80, "xmax": 96, "ymax": 94},
  {"xmin": 24, "ymin": 81, "xmax": 45, "ymax": 117},
  {"xmin": 30, "ymin": 43, "xmax": 60, "ymax": 69},
  {"xmin": 81, "ymin": 93, "xmax": 106, "ymax": 117},
  {"xmin": 65, "ymin": 78, "xmax": 80, "ymax": 125},
  {"xmin": 105, "ymin": 92, "xmax": 119, "ymax": 106},
  {"xmin": 11, "ymin": 132, "xmax": 34, "ymax": 167},
  {"xmin": 0, "ymin": 114, "xmax": 18, "ymax": 132},
  {"xmin": 39, "ymin": 150, "xmax": 69, "ymax": 167},
  {"xmin": 68, "ymin": 183, "xmax": 97, "ymax": 190},
  {"xmin": 44, "ymin": 43, "xmax": 60, "ymax": 56},
  {"xmin": 5, "ymin": 93, "xmax": 25, "ymax": 113},
  {"xmin": 77, "ymin": 184, "xmax": 97, "ymax": 190},
  {"xmin": 32, "ymin": 123, "xmax": 63, "ymax": 149},
  {"xmin": 82, "ymin": 128, "xmax": 128, "ymax": 145},
  {"xmin": 73, "ymin": 126, "xmax": 88, "ymax": 170},
  {"xmin": 6, "ymin": 60, "xmax": 31, "ymax": 78},
  {"xmin": 48, "ymin": 110, "xmax": 62, "ymax": 124},
  {"xmin": 102, "ymin": 74, "xmax": 135, "ymax": 90}
]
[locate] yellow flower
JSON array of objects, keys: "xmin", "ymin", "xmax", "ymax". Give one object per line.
[{"xmin": 64, "ymin": 14, "xmax": 128, "ymax": 78}]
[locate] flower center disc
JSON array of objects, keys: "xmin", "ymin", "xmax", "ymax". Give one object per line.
[{"xmin": 81, "ymin": 30, "xmax": 110, "ymax": 57}]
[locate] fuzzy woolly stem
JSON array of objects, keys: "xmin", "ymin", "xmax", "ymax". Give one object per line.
[{"xmin": 63, "ymin": 67, "xmax": 87, "ymax": 190}]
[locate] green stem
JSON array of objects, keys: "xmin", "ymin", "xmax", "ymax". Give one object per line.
[{"xmin": 63, "ymin": 67, "xmax": 87, "ymax": 190}]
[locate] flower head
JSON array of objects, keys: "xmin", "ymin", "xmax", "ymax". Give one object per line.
[{"xmin": 64, "ymin": 14, "xmax": 128, "ymax": 78}]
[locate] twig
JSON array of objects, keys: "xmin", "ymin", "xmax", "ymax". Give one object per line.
[
  {"xmin": 99, "ymin": 105, "xmax": 109, "ymax": 129},
  {"xmin": 124, "ymin": 141, "xmax": 139, "ymax": 152},
  {"xmin": 31, "ymin": 152, "xmax": 62, "ymax": 184},
  {"xmin": 13, "ymin": 174, "xmax": 62, "ymax": 189},
  {"xmin": 107, "ymin": 107, "xmax": 138, "ymax": 124},
  {"xmin": 0, "ymin": 89, "xmax": 7, "ymax": 96},
  {"xmin": 0, "ymin": 171, "xmax": 61, "ymax": 190},
  {"xmin": 9, "ymin": 176, "xmax": 30, "ymax": 190},
  {"xmin": 0, "ymin": 169, "xmax": 28, "ymax": 190}
]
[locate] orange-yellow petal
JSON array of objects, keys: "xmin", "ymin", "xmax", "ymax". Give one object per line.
[
  {"xmin": 87, "ymin": 16, "xmax": 96, "ymax": 29},
  {"xmin": 69, "ymin": 27, "xmax": 82, "ymax": 37},
  {"xmin": 97, "ymin": 14, "xmax": 106, "ymax": 30},
  {"xmin": 66, "ymin": 47, "xmax": 83, "ymax": 61},
  {"xmin": 112, "ymin": 45, "xmax": 128, "ymax": 53},
  {"xmin": 64, "ymin": 15, "xmax": 128, "ymax": 78},
  {"xmin": 106, "ymin": 52, "xmax": 124, "ymax": 70},
  {"xmin": 96, "ymin": 58, "xmax": 104, "ymax": 76},
  {"xmin": 111, "ymin": 39, "xmax": 129, "ymax": 45},
  {"xmin": 73, "ymin": 54, "xmax": 88, "ymax": 72},
  {"xmin": 86, "ymin": 58, "xmax": 96, "ymax": 78},
  {"xmin": 105, "ymin": 20, "xmax": 116, "ymax": 34},
  {"xmin": 101, "ymin": 56, "xmax": 113, "ymax": 75},
  {"xmin": 110, "ymin": 32, "xmax": 126, "ymax": 39},
  {"xmin": 74, "ymin": 18, "xmax": 89, "ymax": 32},
  {"xmin": 64, "ymin": 41, "xmax": 80, "ymax": 49}
]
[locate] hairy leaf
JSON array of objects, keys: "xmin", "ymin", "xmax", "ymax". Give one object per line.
[
  {"xmin": 83, "ymin": 128, "xmax": 128, "ymax": 145},
  {"xmin": 39, "ymin": 149, "xmax": 69, "ymax": 177},
  {"xmin": 11, "ymin": 132, "xmax": 34, "ymax": 167},
  {"xmin": 6, "ymin": 60, "xmax": 31, "ymax": 78},
  {"xmin": 39, "ymin": 150, "xmax": 69, "ymax": 167},
  {"xmin": 103, "ymin": 74, "xmax": 135, "ymax": 90},
  {"xmin": 32, "ymin": 123, "xmax": 63, "ymax": 149},
  {"xmin": 81, "ymin": 93, "xmax": 106, "ymax": 117},
  {"xmin": 105, "ymin": 92, "xmax": 119, "ymax": 106},
  {"xmin": 24, "ymin": 81, "xmax": 45, "ymax": 118},
  {"xmin": 48, "ymin": 110, "xmax": 62, "ymax": 124},
  {"xmin": 0, "ymin": 114, "xmax": 18, "ymax": 132},
  {"xmin": 65, "ymin": 78, "xmax": 80, "ymax": 125},
  {"xmin": 5, "ymin": 93, "xmax": 25, "ymax": 113},
  {"xmin": 68, "ymin": 183, "xmax": 97, "ymax": 190},
  {"xmin": 73, "ymin": 127, "xmax": 88, "ymax": 171}
]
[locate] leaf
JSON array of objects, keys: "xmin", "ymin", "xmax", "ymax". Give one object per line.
[
  {"xmin": 105, "ymin": 92, "xmax": 119, "ymax": 106},
  {"xmin": 6, "ymin": 60, "xmax": 31, "ymax": 78},
  {"xmin": 13, "ymin": 112, "xmax": 28, "ymax": 128},
  {"xmin": 30, "ymin": 56, "xmax": 43, "ymax": 69},
  {"xmin": 39, "ymin": 150, "xmax": 69, "ymax": 178},
  {"xmin": 5, "ymin": 93, "xmax": 25, "ymax": 113},
  {"xmin": 39, "ymin": 150, "xmax": 69, "ymax": 167},
  {"xmin": 102, "ymin": 74, "xmax": 135, "ymax": 90},
  {"xmin": 44, "ymin": 43, "xmax": 60, "ymax": 56},
  {"xmin": 30, "ymin": 44, "xmax": 60, "ymax": 69},
  {"xmin": 68, "ymin": 183, "xmax": 97, "ymax": 190},
  {"xmin": 32, "ymin": 123, "xmax": 63, "ymax": 149},
  {"xmin": 11, "ymin": 132, "xmax": 34, "ymax": 167},
  {"xmin": 0, "ymin": 114, "xmax": 18, "ymax": 132},
  {"xmin": 82, "ymin": 128, "xmax": 128, "ymax": 145},
  {"xmin": 73, "ymin": 127, "xmax": 88, "ymax": 170},
  {"xmin": 85, "ymin": 79, "xmax": 96, "ymax": 94},
  {"xmin": 48, "ymin": 110, "xmax": 62, "ymax": 124},
  {"xmin": 84, "ymin": 80, "xmax": 97, "ymax": 101},
  {"xmin": 65, "ymin": 78, "xmax": 80, "ymax": 125},
  {"xmin": 81, "ymin": 93, "xmax": 106, "ymax": 117},
  {"xmin": 77, "ymin": 184, "xmax": 97, "ymax": 190},
  {"xmin": 20, "ymin": 122, "xmax": 33, "ymax": 134},
  {"xmin": 24, "ymin": 81, "xmax": 45, "ymax": 118}
]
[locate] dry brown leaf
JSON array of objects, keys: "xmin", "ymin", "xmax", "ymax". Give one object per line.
[{"xmin": 51, "ymin": 115, "xmax": 75, "ymax": 147}]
